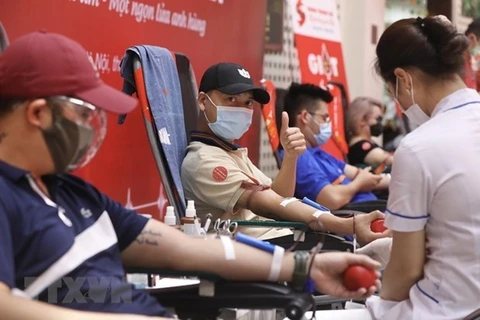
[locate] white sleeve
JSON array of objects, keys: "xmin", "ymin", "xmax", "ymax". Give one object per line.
[{"xmin": 385, "ymin": 142, "xmax": 432, "ymax": 232}]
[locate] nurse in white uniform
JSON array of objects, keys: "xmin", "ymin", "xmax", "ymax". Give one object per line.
[{"xmin": 308, "ymin": 15, "xmax": 480, "ymax": 320}]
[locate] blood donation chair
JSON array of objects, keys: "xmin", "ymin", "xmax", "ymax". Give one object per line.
[
  {"xmin": 119, "ymin": 46, "xmax": 351, "ymax": 317},
  {"xmin": 119, "ymin": 46, "xmax": 357, "ymax": 250},
  {"xmin": 261, "ymin": 80, "xmax": 387, "ymax": 213},
  {"xmin": 129, "ymin": 267, "xmax": 315, "ymax": 320}
]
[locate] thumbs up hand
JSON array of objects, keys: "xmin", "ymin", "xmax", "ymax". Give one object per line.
[{"xmin": 280, "ymin": 111, "xmax": 306, "ymax": 159}]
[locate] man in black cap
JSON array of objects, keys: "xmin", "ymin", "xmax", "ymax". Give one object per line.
[{"xmin": 181, "ymin": 62, "xmax": 388, "ymax": 244}]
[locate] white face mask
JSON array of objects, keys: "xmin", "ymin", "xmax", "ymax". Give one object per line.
[
  {"xmin": 395, "ymin": 74, "xmax": 430, "ymax": 126},
  {"xmin": 204, "ymin": 94, "xmax": 253, "ymax": 140},
  {"xmin": 310, "ymin": 115, "xmax": 332, "ymax": 146}
]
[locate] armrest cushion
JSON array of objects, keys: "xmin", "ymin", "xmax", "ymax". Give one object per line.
[
  {"xmin": 149, "ymin": 281, "xmax": 313, "ymax": 320},
  {"xmin": 125, "ymin": 268, "xmax": 222, "ymax": 282},
  {"xmin": 234, "ymin": 220, "xmax": 308, "ymax": 232},
  {"xmin": 341, "ymin": 200, "xmax": 387, "ymax": 212}
]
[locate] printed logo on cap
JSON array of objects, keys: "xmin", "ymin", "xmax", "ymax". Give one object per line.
[{"xmin": 237, "ymin": 68, "xmax": 251, "ymax": 79}]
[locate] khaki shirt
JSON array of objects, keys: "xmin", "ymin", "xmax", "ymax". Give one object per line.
[{"xmin": 181, "ymin": 133, "xmax": 291, "ymax": 240}]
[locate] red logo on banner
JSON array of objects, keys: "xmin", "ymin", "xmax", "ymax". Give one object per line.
[{"xmin": 296, "ymin": 0, "xmax": 306, "ymax": 26}]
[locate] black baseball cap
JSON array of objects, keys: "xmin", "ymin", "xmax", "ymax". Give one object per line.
[{"xmin": 199, "ymin": 62, "xmax": 270, "ymax": 104}]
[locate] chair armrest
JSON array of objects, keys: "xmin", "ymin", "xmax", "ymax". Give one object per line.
[
  {"xmin": 125, "ymin": 268, "xmax": 222, "ymax": 282},
  {"xmin": 234, "ymin": 220, "xmax": 308, "ymax": 232},
  {"xmin": 340, "ymin": 200, "xmax": 387, "ymax": 212},
  {"xmin": 129, "ymin": 268, "xmax": 314, "ymax": 319},
  {"xmin": 149, "ymin": 281, "xmax": 313, "ymax": 320}
]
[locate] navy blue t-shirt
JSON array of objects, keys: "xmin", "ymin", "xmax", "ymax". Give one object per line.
[
  {"xmin": 284, "ymin": 147, "xmax": 377, "ymax": 203},
  {"xmin": 0, "ymin": 161, "xmax": 169, "ymax": 316}
]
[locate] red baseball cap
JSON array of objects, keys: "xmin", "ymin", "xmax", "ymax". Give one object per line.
[{"xmin": 0, "ymin": 31, "xmax": 137, "ymax": 114}]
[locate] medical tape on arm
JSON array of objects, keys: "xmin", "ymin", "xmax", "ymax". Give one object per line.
[
  {"xmin": 220, "ymin": 235, "xmax": 236, "ymax": 260},
  {"xmin": 268, "ymin": 245, "xmax": 285, "ymax": 282},
  {"xmin": 235, "ymin": 232, "xmax": 284, "ymax": 282},
  {"xmin": 312, "ymin": 210, "xmax": 333, "ymax": 218},
  {"xmin": 280, "ymin": 197, "xmax": 300, "ymax": 207}
]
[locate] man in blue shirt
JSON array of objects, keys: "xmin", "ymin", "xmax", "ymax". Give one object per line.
[
  {"xmin": 0, "ymin": 31, "xmax": 381, "ymax": 320},
  {"xmin": 282, "ymin": 83, "xmax": 390, "ymax": 210}
]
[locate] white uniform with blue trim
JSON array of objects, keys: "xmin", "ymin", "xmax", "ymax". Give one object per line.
[
  {"xmin": 366, "ymin": 88, "xmax": 480, "ymax": 319},
  {"xmin": 294, "ymin": 88, "xmax": 480, "ymax": 320}
]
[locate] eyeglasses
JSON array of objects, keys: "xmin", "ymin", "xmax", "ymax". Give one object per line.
[
  {"xmin": 50, "ymin": 96, "xmax": 98, "ymax": 123},
  {"xmin": 48, "ymin": 96, "xmax": 108, "ymax": 170},
  {"xmin": 309, "ymin": 112, "xmax": 330, "ymax": 123}
]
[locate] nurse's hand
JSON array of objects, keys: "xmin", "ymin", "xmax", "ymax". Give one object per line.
[
  {"xmin": 279, "ymin": 112, "xmax": 306, "ymax": 159},
  {"xmin": 310, "ymin": 251, "xmax": 381, "ymax": 299},
  {"xmin": 355, "ymin": 210, "xmax": 392, "ymax": 244},
  {"xmin": 356, "ymin": 237, "xmax": 392, "ymax": 269}
]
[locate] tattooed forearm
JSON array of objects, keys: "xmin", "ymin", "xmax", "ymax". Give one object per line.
[{"xmin": 135, "ymin": 229, "xmax": 162, "ymax": 246}]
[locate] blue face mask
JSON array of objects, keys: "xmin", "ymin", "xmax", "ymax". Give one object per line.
[
  {"xmin": 204, "ymin": 95, "xmax": 253, "ymax": 141},
  {"xmin": 311, "ymin": 116, "xmax": 332, "ymax": 146}
]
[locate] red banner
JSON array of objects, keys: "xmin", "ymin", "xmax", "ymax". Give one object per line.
[
  {"xmin": 260, "ymin": 79, "xmax": 280, "ymax": 152},
  {"xmin": 0, "ymin": 0, "xmax": 267, "ymax": 220},
  {"xmin": 290, "ymin": 0, "xmax": 349, "ymax": 160}
]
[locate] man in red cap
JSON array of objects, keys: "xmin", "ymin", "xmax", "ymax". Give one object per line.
[{"xmin": 0, "ymin": 31, "xmax": 380, "ymax": 319}]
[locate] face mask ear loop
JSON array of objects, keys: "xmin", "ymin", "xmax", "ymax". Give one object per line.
[
  {"xmin": 407, "ymin": 73, "xmax": 415, "ymax": 105},
  {"xmin": 308, "ymin": 112, "xmax": 321, "ymax": 135},
  {"xmin": 203, "ymin": 94, "xmax": 217, "ymax": 124}
]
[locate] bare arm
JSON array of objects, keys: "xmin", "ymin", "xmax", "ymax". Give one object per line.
[
  {"xmin": 344, "ymin": 163, "xmax": 361, "ymax": 180},
  {"xmin": 364, "ymin": 148, "xmax": 394, "ymax": 166},
  {"xmin": 122, "ymin": 219, "xmax": 295, "ymax": 282},
  {"xmin": 0, "ymin": 283, "xmax": 166, "ymax": 320},
  {"xmin": 380, "ymin": 230, "xmax": 425, "ymax": 301},
  {"xmin": 271, "ymin": 112, "xmax": 306, "ymax": 197},
  {"xmin": 236, "ymin": 187, "xmax": 353, "ymax": 235},
  {"xmin": 311, "ymin": 164, "xmax": 370, "ymax": 210},
  {"xmin": 122, "ymin": 219, "xmax": 383, "ymax": 299},
  {"xmin": 271, "ymin": 156, "xmax": 298, "ymax": 197},
  {"xmin": 236, "ymin": 188, "xmax": 389, "ymax": 244},
  {"xmin": 373, "ymin": 173, "xmax": 390, "ymax": 190},
  {"xmin": 315, "ymin": 182, "xmax": 362, "ymax": 210}
]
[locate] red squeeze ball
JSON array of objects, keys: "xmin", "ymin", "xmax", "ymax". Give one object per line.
[
  {"xmin": 371, "ymin": 219, "xmax": 387, "ymax": 233},
  {"xmin": 343, "ymin": 265, "xmax": 377, "ymax": 291}
]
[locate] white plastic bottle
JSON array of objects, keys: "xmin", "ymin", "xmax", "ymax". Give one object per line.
[
  {"xmin": 181, "ymin": 200, "xmax": 196, "ymax": 235},
  {"xmin": 164, "ymin": 206, "xmax": 177, "ymax": 226}
]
